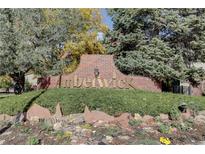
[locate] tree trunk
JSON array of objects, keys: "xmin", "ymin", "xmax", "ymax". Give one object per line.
[{"xmin": 10, "ymin": 72, "xmax": 25, "ymax": 94}]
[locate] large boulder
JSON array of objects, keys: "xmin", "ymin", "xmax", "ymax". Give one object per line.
[
  {"xmin": 134, "ymin": 113, "xmax": 142, "ymax": 121},
  {"xmin": 0, "ymin": 114, "xmax": 15, "ymax": 122},
  {"xmin": 53, "ymin": 122, "xmax": 63, "ymax": 131},
  {"xmin": 53, "ymin": 103, "xmax": 63, "ymax": 118},
  {"xmin": 113, "ymin": 113, "xmax": 133, "ymax": 130},
  {"xmin": 68, "ymin": 113, "xmax": 84, "ymax": 124},
  {"xmin": 181, "ymin": 109, "xmax": 192, "ymax": 121},
  {"xmin": 13, "ymin": 112, "xmax": 26, "ymax": 123},
  {"xmin": 194, "ymin": 115, "xmax": 205, "ymax": 126},
  {"xmin": 159, "ymin": 114, "xmax": 170, "ymax": 123},
  {"xmin": 26, "ymin": 103, "xmax": 51, "ymax": 121},
  {"xmin": 84, "ymin": 106, "xmax": 114, "ymax": 124},
  {"xmin": 198, "ymin": 110, "xmax": 205, "ymax": 116},
  {"xmin": 142, "ymin": 115, "xmax": 155, "ymax": 126}
]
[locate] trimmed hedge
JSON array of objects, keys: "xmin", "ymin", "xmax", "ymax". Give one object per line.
[{"xmin": 1, "ymin": 88, "xmax": 205, "ymax": 116}]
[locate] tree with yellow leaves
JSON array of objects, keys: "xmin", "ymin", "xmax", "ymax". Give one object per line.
[{"xmin": 63, "ymin": 9, "xmax": 108, "ymax": 73}]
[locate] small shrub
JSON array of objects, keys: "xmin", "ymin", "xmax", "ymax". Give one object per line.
[
  {"xmin": 27, "ymin": 136, "xmax": 40, "ymax": 145},
  {"xmin": 169, "ymin": 106, "xmax": 181, "ymax": 120},
  {"xmin": 134, "ymin": 129, "xmax": 147, "ymax": 138},
  {"xmin": 40, "ymin": 121, "xmax": 53, "ymax": 132},
  {"xmin": 155, "ymin": 116, "xmax": 161, "ymax": 123},
  {"xmin": 95, "ymin": 126, "xmax": 121, "ymax": 138},
  {"xmin": 13, "ymin": 122, "xmax": 22, "ymax": 128},
  {"xmin": 129, "ymin": 119, "xmax": 142, "ymax": 127},
  {"xmin": 171, "ymin": 121, "xmax": 192, "ymax": 132},
  {"xmin": 55, "ymin": 130, "xmax": 65, "ymax": 140},
  {"xmin": 80, "ymin": 123, "xmax": 92, "ymax": 129},
  {"xmin": 105, "ymin": 126, "xmax": 121, "ymax": 137},
  {"xmin": 158, "ymin": 123, "xmax": 171, "ymax": 134},
  {"xmin": 24, "ymin": 80, "xmax": 33, "ymax": 92},
  {"xmin": 188, "ymin": 102, "xmax": 200, "ymax": 116},
  {"xmin": 63, "ymin": 131, "xmax": 73, "ymax": 138},
  {"xmin": 135, "ymin": 139, "xmax": 161, "ymax": 145},
  {"xmin": 21, "ymin": 127, "xmax": 32, "ymax": 134},
  {"xmin": 179, "ymin": 123, "xmax": 190, "ymax": 131},
  {"xmin": 0, "ymin": 75, "xmax": 13, "ymax": 89},
  {"xmin": 54, "ymin": 130, "xmax": 72, "ymax": 141}
]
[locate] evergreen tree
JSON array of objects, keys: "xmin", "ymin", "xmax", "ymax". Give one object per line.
[
  {"xmin": 0, "ymin": 9, "xmax": 77, "ymax": 92},
  {"xmin": 105, "ymin": 9, "xmax": 205, "ymax": 85}
]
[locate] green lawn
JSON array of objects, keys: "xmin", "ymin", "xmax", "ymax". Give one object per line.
[{"xmin": 0, "ymin": 88, "xmax": 205, "ymax": 116}]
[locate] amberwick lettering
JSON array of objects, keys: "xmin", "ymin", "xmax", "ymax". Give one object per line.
[{"xmin": 57, "ymin": 73, "xmax": 135, "ymax": 89}]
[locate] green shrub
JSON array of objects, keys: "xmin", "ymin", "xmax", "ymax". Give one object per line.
[
  {"xmin": 80, "ymin": 123, "xmax": 92, "ymax": 130},
  {"xmin": 133, "ymin": 139, "xmax": 161, "ymax": 145},
  {"xmin": 169, "ymin": 106, "xmax": 181, "ymax": 120},
  {"xmin": 129, "ymin": 119, "xmax": 142, "ymax": 127},
  {"xmin": 24, "ymin": 80, "xmax": 33, "ymax": 92},
  {"xmin": 0, "ymin": 75, "xmax": 13, "ymax": 89},
  {"xmin": 188, "ymin": 102, "xmax": 200, "ymax": 116},
  {"xmin": 171, "ymin": 121, "xmax": 193, "ymax": 132},
  {"xmin": 20, "ymin": 127, "xmax": 32, "ymax": 134},
  {"xmin": 0, "ymin": 88, "xmax": 205, "ymax": 116},
  {"xmin": 27, "ymin": 136, "xmax": 40, "ymax": 145},
  {"xmin": 95, "ymin": 126, "xmax": 121, "ymax": 137},
  {"xmin": 39, "ymin": 121, "xmax": 53, "ymax": 132},
  {"xmin": 158, "ymin": 123, "xmax": 171, "ymax": 134}
]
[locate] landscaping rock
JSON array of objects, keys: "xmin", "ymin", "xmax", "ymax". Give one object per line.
[
  {"xmin": 53, "ymin": 103, "xmax": 63, "ymax": 118},
  {"xmin": 14, "ymin": 112, "xmax": 25, "ymax": 123},
  {"xmin": 1, "ymin": 131, "xmax": 12, "ymax": 136},
  {"xmin": 118, "ymin": 135, "xmax": 130, "ymax": 140},
  {"xmin": 142, "ymin": 115, "xmax": 155, "ymax": 125},
  {"xmin": 84, "ymin": 106, "xmax": 114, "ymax": 124},
  {"xmin": 199, "ymin": 141, "xmax": 205, "ymax": 145},
  {"xmin": 0, "ymin": 114, "xmax": 14, "ymax": 122},
  {"xmin": 26, "ymin": 103, "xmax": 51, "ymax": 121},
  {"xmin": 194, "ymin": 115, "xmax": 205, "ymax": 126},
  {"xmin": 198, "ymin": 111, "xmax": 205, "ymax": 116},
  {"xmin": 143, "ymin": 127, "xmax": 159, "ymax": 134},
  {"xmin": 181, "ymin": 109, "xmax": 192, "ymax": 120},
  {"xmin": 45, "ymin": 116, "xmax": 69, "ymax": 126},
  {"xmin": 71, "ymin": 136, "xmax": 79, "ymax": 144},
  {"xmin": 75, "ymin": 126, "xmax": 82, "ymax": 133},
  {"xmin": 159, "ymin": 114, "xmax": 169, "ymax": 122},
  {"xmin": 93, "ymin": 120, "xmax": 106, "ymax": 127},
  {"xmin": 98, "ymin": 141, "xmax": 107, "ymax": 145},
  {"xmin": 81, "ymin": 129, "xmax": 92, "ymax": 138},
  {"xmin": 29, "ymin": 116, "xmax": 40, "ymax": 123},
  {"xmin": 105, "ymin": 136, "xmax": 113, "ymax": 143},
  {"xmin": 68, "ymin": 113, "xmax": 84, "ymax": 124},
  {"xmin": 134, "ymin": 113, "xmax": 142, "ymax": 121},
  {"xmin": 53, "ymin": 122, "xmax": 63, "ymax": 131},
  {"xmin": 114, "ymin": 113, "xmax": 133, "ymax": 130},
  {"xmin": 0, "ymin": 140, "xmax": 5, "ymax": 145}
]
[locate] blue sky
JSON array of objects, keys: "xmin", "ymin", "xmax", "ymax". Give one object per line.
[
  {"xmin": 97, "ymin": 9, "xmax": 113, "ymax": 40},
  {"xmin": 100, "ymin": 8, "xmax": 113, "ymax": 30}
]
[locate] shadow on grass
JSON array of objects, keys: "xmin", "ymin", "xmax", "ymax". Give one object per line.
[
  {"xmin": 22, "ymin": 90, "xmax": 46, "ymax": 113},
  {"xmin": 0, "ymin": 90, "xmax": 47, "ymax": 135},
  {"xmin": 0, "ymin": 92, "xmax": 14, "ymax": 100}
]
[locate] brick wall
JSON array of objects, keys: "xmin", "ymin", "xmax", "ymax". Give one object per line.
[{"xmin": 46, "ymin": 54, "xmax": 162, "ymax": 92}]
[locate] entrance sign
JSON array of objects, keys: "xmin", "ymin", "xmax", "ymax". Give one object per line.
[{"xmin": 47, "ymin": 55, "xmax": 162, "ymax": 92}]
